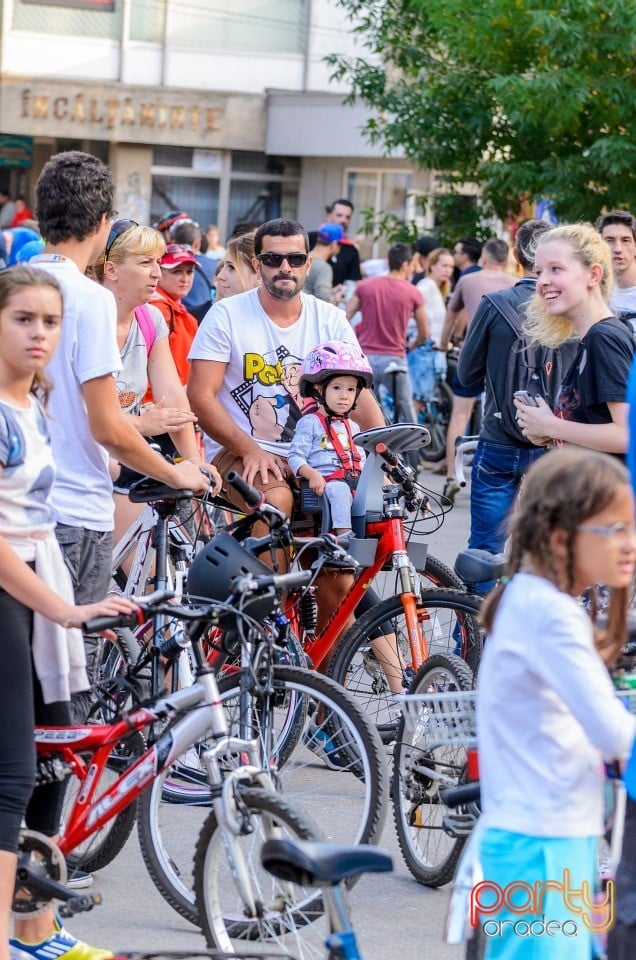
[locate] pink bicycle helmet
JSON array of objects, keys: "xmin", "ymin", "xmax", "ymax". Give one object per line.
[{"xmin": 299, "ymin": 340, "xmax": 373, "ymax": 397}]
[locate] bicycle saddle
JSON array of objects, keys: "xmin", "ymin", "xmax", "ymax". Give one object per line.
[
  {"xmin": 383, "ymin": 360, "xmax": 408, "ymax": 375},
  {"xmin": 128, "ymin": 477, "xmax": 193, "ymax": 504},
  {"xmin": 454, "ymin": 548, "xmax": 507, "ymax": 585},
  {"xmin": 261, "ymin": 839, "xmax": 393, "ymax": 888}
]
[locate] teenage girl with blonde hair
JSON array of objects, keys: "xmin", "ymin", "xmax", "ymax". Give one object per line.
[{"xmin": 515, "ymin": 222, "xmax": 634, "ymax": 455}]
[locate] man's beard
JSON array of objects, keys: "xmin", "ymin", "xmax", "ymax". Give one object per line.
[{"xmin": 262, "ymin": 273, "xmax": 302, "ymax": 300}]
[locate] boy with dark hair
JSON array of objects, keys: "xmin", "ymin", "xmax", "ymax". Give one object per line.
[
  {"xmin": 596, "ymin": 209, "xmax": 636, "ymax": 330},
  {"xmin": 32, "ymin": 152, "xmax": 210, "ymax": 717}
]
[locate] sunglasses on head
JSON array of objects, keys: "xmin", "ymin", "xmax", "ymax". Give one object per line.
[
  {"xmin": 105, "ymin": 219, "xmax": 139, "ymax": 260},
  {"xmin": 256, "ymin": 252, "xmax": 309, "ymax": 268},
  {"xmin": 164, "ymin": 243, "xmax": 194, "ymax": 255}
]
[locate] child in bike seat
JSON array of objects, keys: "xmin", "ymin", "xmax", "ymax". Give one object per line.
[
  {"xmin": 475, "ymin": 447, "xmax": 636, "ymax": 960},
  {"xmin": 288, "ymin": 340, "xmax": 372, "ymax": 536}
]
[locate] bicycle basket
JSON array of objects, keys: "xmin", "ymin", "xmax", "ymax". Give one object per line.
[{"xmin": 400, "ymin": 690, "xmax": 477, "ymax": 749}]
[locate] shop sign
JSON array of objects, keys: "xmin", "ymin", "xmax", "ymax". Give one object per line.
[
  {"xmin": 0, "ymin": 135, "xmax": 33, "ymax": 168},
  {"xmin": 19, "ymin": 88, "xmax": 223, "ymax": 135}
]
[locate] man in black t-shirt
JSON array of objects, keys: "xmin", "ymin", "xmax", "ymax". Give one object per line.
[{"xmin": 324, "ymin": 198, "xmax": 362, "ymax": 287}]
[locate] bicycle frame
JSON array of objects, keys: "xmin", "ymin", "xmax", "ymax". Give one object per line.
[
  {"xmin": 37, "ymin": 669, "xmax": 266, "ymax": 870},
  {"xmin": 301, "ymin": 514, "xmax": 425, "ymax": 671}
]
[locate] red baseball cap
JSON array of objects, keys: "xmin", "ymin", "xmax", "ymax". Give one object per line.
[{"xmin": 161, "ymin": 243, "xmax": 196, "ymax": 269}]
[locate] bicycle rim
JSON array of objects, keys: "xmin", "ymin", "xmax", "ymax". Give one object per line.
[
  {"xmin": 328, "ymin": 591, "xmax": 482, "ymax": 742},
  {"xmin": 217, "ymin": 666, "xmax": 388, "ymax": 847},
  {"xmin": 195, "ymin": 787, "xmax": 327, "ymax": 957},
  {"xmin": 392, "ymin": 653, "xmax": 474, "ymax": 886}
]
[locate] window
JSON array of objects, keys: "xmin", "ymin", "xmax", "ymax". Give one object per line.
[
  {"xmin": 13, "ymin": 0, "xmax": 121, "ymax": 37},
  {"xmin": 130, "ymin": 0, "xmax": 165, "ymax": 43},
  {"xmin": 168, "ymin": 0, "xmax": 307, "ymax": 55},
  {"xmin": 345, "ymin": 169, "xmax": 413, "ymax": 259}
]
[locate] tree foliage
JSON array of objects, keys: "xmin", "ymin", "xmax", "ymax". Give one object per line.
[{"xmin": 328, "ymin": 0, "xmax": 636, "ymax": 224}]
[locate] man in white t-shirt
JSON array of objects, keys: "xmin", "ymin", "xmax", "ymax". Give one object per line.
[
  {"xmin": 188, "ymin": 217, "xmax": 383, "ymax": 519},
  {"xmin": 596, "ymin": 209, "xmax": 636, "ymax": 332},
  {"xmin": 33, "ymin": 152, "xmax": 212, "ymax": 710}
]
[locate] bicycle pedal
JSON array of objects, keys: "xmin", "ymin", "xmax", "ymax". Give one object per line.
[{"xmin": 58, "ymin": 893, "xmax": 103, "ymax": 917}]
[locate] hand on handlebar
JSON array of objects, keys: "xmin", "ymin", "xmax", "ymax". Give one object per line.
[
  {"xmin": 64, "ymin": 594, "xmax": 140, "ymax": 634},
  {"xmin": 168, "ymin": 458, "xmax": 214, "ymax": 495}
]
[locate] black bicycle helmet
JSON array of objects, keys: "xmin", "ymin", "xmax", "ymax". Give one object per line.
[{"xmin": 186, "ymin": 532, "xmax": 274, "ymax": 621}]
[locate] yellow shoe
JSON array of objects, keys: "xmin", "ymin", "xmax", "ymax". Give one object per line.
[{"xmin": 10, "ymin": 918, "xmax": 113, "ymax": 960}]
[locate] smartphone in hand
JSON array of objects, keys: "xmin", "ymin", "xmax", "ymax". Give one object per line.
[{"xmin": 513, "ymin": 390, "xmax": 539, "ymax": 407}]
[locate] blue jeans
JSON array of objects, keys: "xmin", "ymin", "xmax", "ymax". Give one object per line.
[{"xmin": 469, "ymin": 439, "xmax": 545, "ymax": 571}]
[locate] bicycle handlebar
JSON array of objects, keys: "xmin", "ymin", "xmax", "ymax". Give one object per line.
[
  {"xmin": 226, "ymin": 470, "xmax": 263, "ymax": 508},
  {"xmin": 232, "ymin": 569, "xmax": 313, "ymax": 596},
  {"xmin": 83, "ymin": 567, "xmax": 319, "ymax": 632}
]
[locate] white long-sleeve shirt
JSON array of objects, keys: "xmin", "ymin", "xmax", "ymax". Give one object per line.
[{"xmin": 477, "ymin": 572, "xmax": 636, "ymax": 837}]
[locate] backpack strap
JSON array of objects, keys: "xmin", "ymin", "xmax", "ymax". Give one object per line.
[
  {"xmin": 134, "ymin": 305, "xmax": 157, "ymax": 355},
  {"xmin": 483, "ymin": 291, "xmax": 523, "ymax": 334}
]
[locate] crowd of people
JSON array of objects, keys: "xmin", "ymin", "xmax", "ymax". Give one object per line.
[{"xmin": 1, "ymin": 148, "xmax": 636, "ymax": 960}]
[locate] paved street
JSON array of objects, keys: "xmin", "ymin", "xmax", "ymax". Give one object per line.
[{"xmin": 67, "ymin": 465, "xmax": 474, "ymax": 960}]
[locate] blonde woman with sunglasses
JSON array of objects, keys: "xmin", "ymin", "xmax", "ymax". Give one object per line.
[{"xmin": 95, "ymin": 220, "xmax": 220, "ymax": 544}]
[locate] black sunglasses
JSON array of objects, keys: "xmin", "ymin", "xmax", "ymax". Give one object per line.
[
  {"xmin": 257, "ymin": 252, "xmax": 309, "ymax": 268},
  {"xmin": 105, "ymin": 219, "xmax": 139, "ymax": 260},
  {"xmin": 164, "ymin": 243, "xmax": 194, "ymax": 255}
]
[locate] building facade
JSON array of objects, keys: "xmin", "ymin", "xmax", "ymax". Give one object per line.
[{"xmin": 0, "ymin": 0, "xmax": 435, "ymax": 252}]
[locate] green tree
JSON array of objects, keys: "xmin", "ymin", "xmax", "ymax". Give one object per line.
[{"xmin": 328, "ymin": 0, "xmax": 636, "ymax": 224}]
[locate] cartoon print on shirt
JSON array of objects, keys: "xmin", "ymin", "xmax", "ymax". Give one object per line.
[{"xmin": 232, "ymin": 346, "xmax": 303, "ymax": 443}]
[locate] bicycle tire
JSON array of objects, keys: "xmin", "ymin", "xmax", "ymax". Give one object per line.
[
  {"xmin": 89, "ymin": 628, "xmax": 145, "ymax": 723},
  {"xmin": 160, "ymin": 630, "xmax": 308, "ymax": 805},
  {"xmin": 137, "ymin": 666, "xmax": 388, "ymax": 926},
  {"xmin": 392, "ymin": 653, "xmax": 474, "ymax": 887},
  {"xmin": 63, "ymin": 729, "xmax": 145, "ymax": 873},
  {"xmin": 194, "ymin": 786, "xmax": 326, "ymax": 953},
  {"xmin": 419, "ymin": 379, "xmax": 453, "ymax": 463},
  {"xmin": 327, "ymin": 590, "xmax": 482, "ymax": 742}
]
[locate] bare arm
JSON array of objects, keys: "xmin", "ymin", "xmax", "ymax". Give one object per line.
[
  {"xmin": 515, "ymin": 398, "xmax": 629, "ymax": 454},
  {"xmin": 82, "ymin": 374, "xmax": 211, "ymax": 492},
  {"xmin": 345, "ymin": 294, "xmax": 361, "ymax": 323},
  {"xmin": 437, "ymin": 306, "xmax": 461, "ymax": 350},
  {"xmin": 0, "ymin": 533, "xmax": 137, "ymax": 627},
  {"xmin": 410, "ymin": 304, "xmax": 431, "ymax": 348},
  {"xmin": 145, "ymin": 337, "xmax": 200, "ymax": 461},
  {"xmin": 187, "ymin": 358, "xmax": 285, "ymax": 485}
]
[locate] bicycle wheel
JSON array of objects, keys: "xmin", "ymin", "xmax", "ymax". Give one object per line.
[
  {"xmin": 137, "ymin": 666, "xmax": 388, "ymax": 926},
  {"xmin": 161, "ymin": 629, "xmax": 308, "ymax": 805},
  {"xmin": 89, "ymin": 628, "xmax": 145, "ymax": 722},
  {"xmin": 63, "ymin": 729, "xmax": 145, "ymax": 873},
  {"xmin": 392, "ymin": 653, "xmax": 474, "ymax": 887},
  {"xmin": 195, "ymin": 786, "xmax": 326, "ymax": 956},
  {"xmin": 419, "ymin": 379, "xmax": 453, "ymax": 463},
  {"xmin": 327, "ymin": 590, "xmax": 482, "ymax": 742}
]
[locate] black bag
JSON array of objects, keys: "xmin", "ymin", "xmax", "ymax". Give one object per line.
[{"xmin": 485, "ymin": 290, "xmax": 577, "ymax": 443}]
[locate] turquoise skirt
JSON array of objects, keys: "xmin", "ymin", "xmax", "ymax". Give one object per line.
[{"xmin": 478, "ymin": 828, "xmax": 598, "ymax": 960}]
